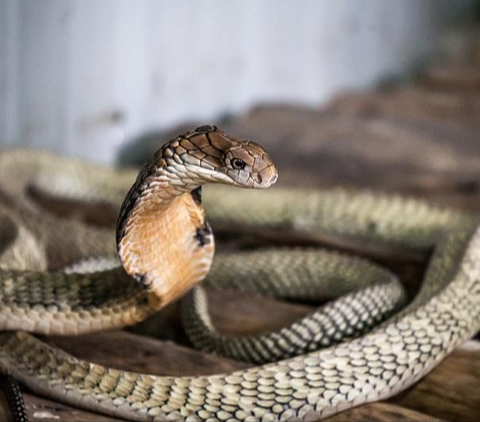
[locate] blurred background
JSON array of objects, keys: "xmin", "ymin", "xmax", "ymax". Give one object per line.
[
  {"xmin": 1, "ymin": 0, "xmax": 480, "ymax": 198},
  {"xmin": 2, "ymin": 3, "xmax": 480, "ymax": 420}
]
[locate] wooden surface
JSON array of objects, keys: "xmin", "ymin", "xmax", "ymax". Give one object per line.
[{"xmin": 2, "ymin": 29, "xmax": 480, "ymax": 422}]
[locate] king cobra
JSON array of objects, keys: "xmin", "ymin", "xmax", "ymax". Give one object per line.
[{"xmin": 0, "ymin": 125, "xmax": 479, "ymax": 421}]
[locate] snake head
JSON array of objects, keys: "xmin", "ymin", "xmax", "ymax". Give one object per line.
[
  {"xmin": 224, "ymin": 138, "xmax": 278, "ymax": 188},
  {"xmin": 159, "ymin": 125, "xmax": 278, "ymax": 189}
]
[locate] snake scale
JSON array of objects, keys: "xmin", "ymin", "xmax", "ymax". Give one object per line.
[{"xmin": 0, "ymin": 125, "xmax": 479, "ymax": 421}]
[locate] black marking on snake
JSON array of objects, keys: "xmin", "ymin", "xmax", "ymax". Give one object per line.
[
  {"xmin": 133, "ymin": 273, "xmax": 147, "ymax": 286},
  {"xmin": 116, "ymin": 160, "xmax": 155, "ymax": 247},
  {"xmin": 194, "ymin": 221, "xmax": 212, "ymax": 247},
  {"xmin": 191, "ymin": 186, "xmax": 202, "ymax": 205},
  {"xmin": 138, "ymin": 295, "xmax": 150, "ymax": 308}
]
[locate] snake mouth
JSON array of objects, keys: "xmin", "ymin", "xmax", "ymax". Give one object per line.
[{"xmin": 253, "ymin": 166, "xmax": 278, "ymax": 188}]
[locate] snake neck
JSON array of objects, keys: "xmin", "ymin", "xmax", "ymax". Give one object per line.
[
  {"xmin": 115, "ymin": 126, "xmax": 277, "ymax": 311},
  {"xmin": 117, "ymin": 169, "xmax": 214, "ymax": 310}
]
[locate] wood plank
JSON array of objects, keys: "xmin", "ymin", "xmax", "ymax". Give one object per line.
[
  {"xmin": 0, "ymin": 391, "xmax": 12, "ymax": 422},
  {"xmin": 330, "ymin": 87, "xmax": 480, "ymax": 129},
  {"xmin": 47, "ymin": 330, "xmax": 250, "ymax": 377},
  {"xmin": 25, "ymin": 393, "xmax": 121, "ymax": 422},
  {"xmin": 325, "ymin": 402, "xmax": 445, "ymax": 422},
  {"xmin": 420, "ymin": 64, "xmax": 480, "ymax": 92},
  {"xmin": 392, "ymin": 341, "xmax": 480, "ymax": 422},
  {"xmin": 226, "ymin": 105, "xmax": 480, "ymax": 201}
]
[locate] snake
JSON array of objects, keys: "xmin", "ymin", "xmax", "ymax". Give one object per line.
[{"xmin": 0, "ymin": 125, "xmax": 479, "ymax": 421}]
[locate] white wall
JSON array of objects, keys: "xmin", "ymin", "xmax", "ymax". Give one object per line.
[{"xmin": 0, "ymin": 0, "xmax": 477, "ymax": 163}]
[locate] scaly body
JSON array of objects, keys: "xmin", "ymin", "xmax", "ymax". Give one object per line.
[{"xmin": 0, "ymin": 126, "xmax": 479, "ymax": 421}]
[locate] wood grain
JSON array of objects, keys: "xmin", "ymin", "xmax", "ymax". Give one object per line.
[
  {"xmin": 47, "ymin": 330, "xmax": 249, "ymax": 377},
  {"xmin": 325, "ymin": 402, "xmax": 446, "ymax": 422},
  {"xmin": 392, "ymin": 342, "xmax": 480, "ymax": 422}
]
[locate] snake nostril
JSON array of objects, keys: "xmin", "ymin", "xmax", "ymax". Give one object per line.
[{"xmin": 255, "ymin": 174, "xmax": 263, "ymax": 184}]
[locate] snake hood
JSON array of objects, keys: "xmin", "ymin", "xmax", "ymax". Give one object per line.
[{"xmin": 116, "ymin": 126, "xmax": 278, "ymax": 309}]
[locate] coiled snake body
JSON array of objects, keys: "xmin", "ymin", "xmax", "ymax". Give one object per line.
[{"xmin": 0, "ymin": 126, "xmax": 479, "ymax": 421}]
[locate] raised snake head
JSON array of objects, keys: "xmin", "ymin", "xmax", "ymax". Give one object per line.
[
  {"xmin": 116, "ymin": 126, "xmax": 278, "ymax": 309},
  {"xmin": 154, "ymin": 125, "xmax": 278, "ymax": 189}
]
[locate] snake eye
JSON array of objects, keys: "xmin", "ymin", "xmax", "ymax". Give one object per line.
[{"xmin": 232, "ymin": 159, "xmax": 245, "ymax": 170}]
